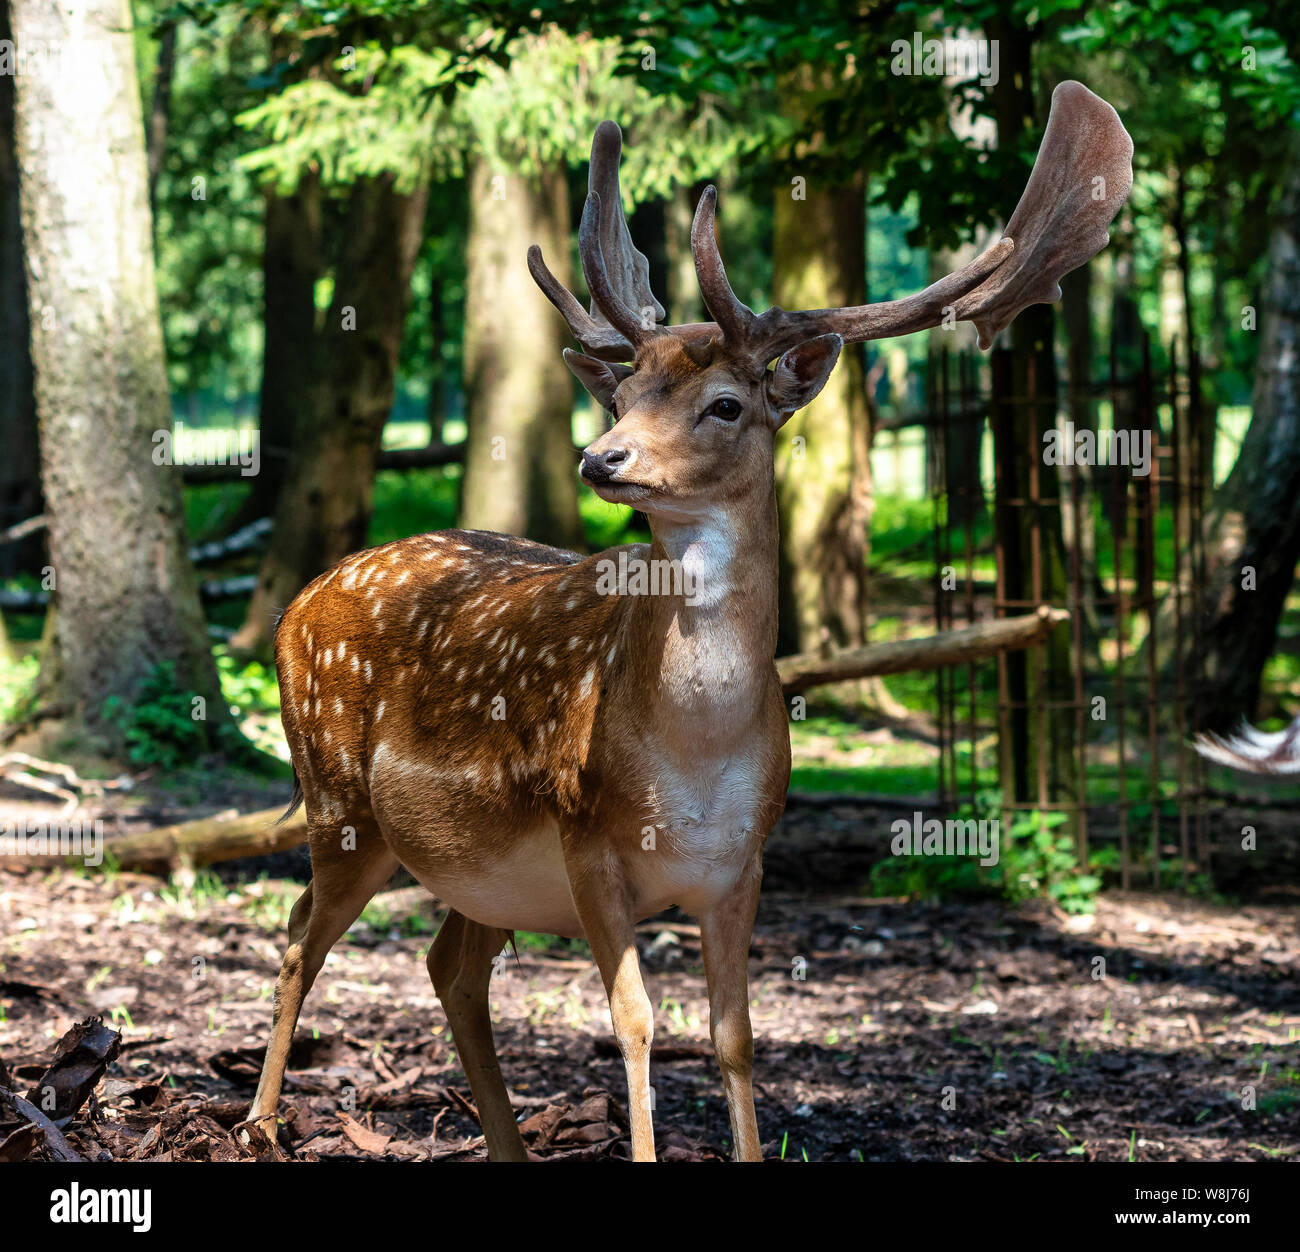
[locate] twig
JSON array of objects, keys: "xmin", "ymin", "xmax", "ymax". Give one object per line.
[
  {"xmin": 0, "ymin": 514, "xmax": 46, "ymax": 545},
  {"xmin": 9, "ymin": 1094, "xmax": 83, "ymax": 1162},
  {"xmin": 0, "ymin": 705, "xmax": 64, "ymax": 748}
]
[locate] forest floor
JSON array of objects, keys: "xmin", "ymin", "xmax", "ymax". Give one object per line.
[{"xmin": 1, "ymin": 795, "xmax": 1298, "ymax": 1163}]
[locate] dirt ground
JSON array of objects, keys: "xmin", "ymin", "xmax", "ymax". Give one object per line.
[{"xmin": 1, "ymin": 793, "xmax": 1297, "ymax": 1163}]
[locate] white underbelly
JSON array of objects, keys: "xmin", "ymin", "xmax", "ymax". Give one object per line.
[
  {"xmin": 414, "ymin": 823, "xmax": 586, "ymax": 938},
  {"xmin": 401, "ymin": 819, "xmax": 739, "ymax": 939}
]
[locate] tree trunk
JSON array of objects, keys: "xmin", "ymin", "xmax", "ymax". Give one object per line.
[
  {"xmin": 458, "ymin": 159, "xmax": 583, "ymax": 548},
  {"xmin": 773, "ymin": 173, "xmax": 874, "ymax": 657},
  {"xmin": 231, "ymin": 176, "xmax": 428, "ymax": 657},
  {"xmin": 1184, "ymin": 135, "xmax": 1300, "ymax": 728},
  {"xmin": 988, "ymin": 25, "xmax": 1078, "ymax": 820},
  {"xmin": 146, "ymin": 20, "xmax": 176, "ymax": 230},
  {"xmin": 0, "ymin": 0, "xmax": 40, "ymax": 582},
  {"xmin": 1060, "ymin": 260, "xmax": 1103, "ymax": 636},
  {"xmin": 426, "ymin": 269, "xmax": 446, "ymax": 444},
  {"xmin": 223, "ymin": 174, "xmax": 323, "ymax": 534},
  {"xmin": 10, "ymin": 0, "xmax": 223, "ymax": 740},
  {"xmin": 1171, "ymin": 166, "xmax": 1213, "ymax": 500},
  {"xmin": 665, "ymin": 183, "xmax": 704, "ymax": 327}
]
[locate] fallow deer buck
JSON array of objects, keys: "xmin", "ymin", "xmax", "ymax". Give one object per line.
[{"xmin": 246, "ymin": 81, "xmax": 1132, "ymax": 1161}]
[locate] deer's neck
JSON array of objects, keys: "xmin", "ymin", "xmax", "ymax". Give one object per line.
[{"xmin": 618, "ymin": 487, "xmax": 780, "ymax": 755}]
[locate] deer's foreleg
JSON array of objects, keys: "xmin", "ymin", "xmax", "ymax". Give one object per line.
[
  {"xmin": 565, "ymin": 848, "xmax": 656, "ymax": 1161},
  {"xmin": 700, "ymin": 864, "xmax": 763, "ymax": 1161}
]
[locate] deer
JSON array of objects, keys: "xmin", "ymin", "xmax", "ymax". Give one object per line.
[{"xmin": 243, "ymin": 81, "xmax": 1132, "ymax": 1161}]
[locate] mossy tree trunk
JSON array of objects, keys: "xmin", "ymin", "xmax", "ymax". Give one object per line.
[
  {"xmin": 10, "ymin": 0, "xmax": 224, "ymax": 740},
  {"xmin": 458, "ymin": 159, "xmax": 583, "ymax": 549},
  {"xmin": 773, "ymin": 174, "xmax": 874, "ymax": 658},
  {"xmin": 231, "ymin": 175, "xmax": 428, "ymax": 657}
]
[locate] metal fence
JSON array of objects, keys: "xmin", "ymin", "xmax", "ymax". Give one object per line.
[{"xmin": 880, "ymin": 331, "xmax": 1215, "ymax": 890}]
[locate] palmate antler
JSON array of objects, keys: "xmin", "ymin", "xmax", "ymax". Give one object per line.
[{"xmin": 532, "ymin": 80, "xmax": 1133, "ymax": 363}]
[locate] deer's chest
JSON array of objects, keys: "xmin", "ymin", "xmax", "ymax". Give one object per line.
[{"xmin": 618, "ymin": 747, "xmax": 771, "ymax": 914}]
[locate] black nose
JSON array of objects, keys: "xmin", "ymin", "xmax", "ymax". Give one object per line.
[{"xmin": 581, "ymin": 448, "xmax": 628, "ymax": 483}]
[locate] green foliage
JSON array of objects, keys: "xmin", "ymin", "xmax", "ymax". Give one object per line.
[
  {"xmin": 236, "ymin": 29, "xmax": 751, "ymax": 200},
  {"xmin": 0, "ymin": 651, "xmax": 40, "ymax": 726},
  {"xmin": 367, "ymin": 465, "xmax": 461, "ymax": 547},
  {"xmin": 101, "ymin": 661, "xmax": 216, "ymax": 771},
  {"xmin": 869, "ymin": 807, "xmax": 1102, "ymax": 913},
  {"xmin": 237, "ymin": 44, "xmax": 461, "ymax": 193},
  {"xmin": 216, "ymin": 649, "xmax": 280, "ymax": 716}
]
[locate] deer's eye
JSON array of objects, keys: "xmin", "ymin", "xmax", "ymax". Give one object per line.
[{"xmin": 706, "ymin": 397, "xmax": 742, "ymax": 421}]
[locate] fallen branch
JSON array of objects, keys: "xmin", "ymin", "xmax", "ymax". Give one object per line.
[
  {"xmin": 0, "ymin": 753, "xmax": 132, "ymax": 817},
  {"xmin": 189, "ymin": 516, "xmax": 272, "ymax": 565},
  {"xmin": 0, "ymin": 803, "xmax": 308, "ymax": 873},
  {"xmin": 0, "ymin": 514, "xmax": 46, "ymax": 545},
  {"xmin": 777, "ymin": 606, "xmax": 1069, "ymax": 695}
]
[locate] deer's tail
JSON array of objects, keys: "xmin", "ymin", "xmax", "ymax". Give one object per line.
[
  {"xmin": 1195, "ymin": 713, "xmax": 1300, "ymax": 775},
  {"xmin": 279, "ymin": 770, "xmax": 305, "ymax": 824}
]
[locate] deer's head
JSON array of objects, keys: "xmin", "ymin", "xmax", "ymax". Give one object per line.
[{"xmin": 530, "ymin": 83, "xmax": 1132, "ymax": 521}]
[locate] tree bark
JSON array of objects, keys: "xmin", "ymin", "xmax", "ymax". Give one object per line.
[
  {"xmin": 1183, "ymin": 135, "xmax": 1300, "ymax": 728},
  {"xmin": 458, "ymin": 159, "xmax": 583, "ymax": 549},
  {"xmin": 988, "ymin": 25, "xmax": 1078, "ymax": 816},
  {"xmin": 230, "ymin": 175, "xmax": 428, "ymax": 657},
  {"xmin": 773, "ymin": 173, "xmax": 874, "ymax": 657},
  {"xmin": 222, "ymin": 173, "xmax": 323, "ymax": 534},
  {"xmin": 9, "ymin": 0, "xmax": 224, "ymax": 740}
]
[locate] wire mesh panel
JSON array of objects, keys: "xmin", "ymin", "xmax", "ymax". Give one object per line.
[{"xmin": 918, "ymin": 332, "xmax": 1210, "ymax": 891}]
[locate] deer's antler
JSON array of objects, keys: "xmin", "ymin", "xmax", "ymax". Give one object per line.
[
  {"xmin": 534, "ymin": 82, "xmax": 1132, "ymax": 365},
  {"xmin": 690, "ymin": 185, "xmax": 755, "ymax": 343},
  {"xmin": 726, "ymin": 80, "xmax": 1132, "ymax": 360},
  {"xmin": 528, "ymin": 120, "xmax": 665, "ymax": 361}
]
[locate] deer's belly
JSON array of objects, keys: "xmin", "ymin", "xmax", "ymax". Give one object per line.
[
  {"xmin": 404, "ymin": 822, "xmax": 587, "ymax": 939},
  {"xmin": 394, "ymin": 822, "xmax": 724, "ymax": 939},
  {"xmin": 368, "ymin": 742, "xmax": 763, "ymax": 936}
]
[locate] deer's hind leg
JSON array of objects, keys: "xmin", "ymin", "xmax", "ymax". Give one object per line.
[
  {"xmin": 247, "ymin": 817, "xmax": 398, "ymax": 1129},
  {"xmin": 427, "ymin": 909, "xmax": 527, "ymax": 1161}
]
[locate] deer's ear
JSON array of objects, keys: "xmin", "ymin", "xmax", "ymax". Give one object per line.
[
  {"xmin": 765, "ymin": 334, "xmax": 843, "ymax": 425},
  {"xmin": 564, "ymin": 349, "xmax": 633, "ymax": 414}
]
